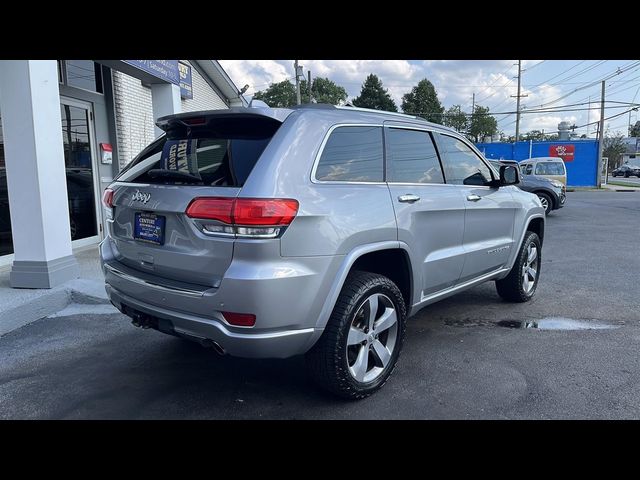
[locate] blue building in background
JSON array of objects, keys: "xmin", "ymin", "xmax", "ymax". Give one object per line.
[{"xmin": 475, "ymin": 140, "xmax": 599, "ymax": 187}]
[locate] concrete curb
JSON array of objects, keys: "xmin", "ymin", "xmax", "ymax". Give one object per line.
[{"xmin": 0, "ymin": 278, "xmax": 109, "ymax": 337}]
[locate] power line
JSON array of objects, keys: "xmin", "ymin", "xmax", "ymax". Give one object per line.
[
  {"xmin": 532, "ymin": 61, "xmax": 640, "ymax": 109},
  {"xmin": 522, "ymin": 60, "xmax": 588, "ymax": 89},
  {"xmin": 404, "ymin": 101, "xmax": 640, "ymax": 118}
]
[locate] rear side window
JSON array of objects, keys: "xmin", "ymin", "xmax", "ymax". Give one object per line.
[
  {"xmin": 315, "ymin": 126, "xmax": 383, "ymax": 182},
  {"xmin": 386, "ymin": 128, "xmax": 444, "ymax": 184},
  {"xmin": 117, "ymin": 118, "xmax": 278, "ymax": 187},
  {"xmin": 437, "ymin": 134, "xmax": 493, "ymax": 186},
  {"xmin": 535, "ymin": 162, "xmax": 565, "ymax": 175}
]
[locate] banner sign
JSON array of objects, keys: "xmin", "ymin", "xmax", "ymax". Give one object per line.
[
  {"xmin": 179, "ymin": 62, "xmax": 193, "ymax": 99},
  {"xmin": 161, "ymin": 139, "xmax": 199, "ymax": 175},
  {"xmin": 549, "ymin": 144, "xmax": 575, "ymax": 162},
  {"xmin": 123, "ymin": 60, "xmax": 180, "ymax": 85}
]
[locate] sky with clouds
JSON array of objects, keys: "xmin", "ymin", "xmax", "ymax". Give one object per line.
[{"xmin": 220, "ymin": 60, "xmax": 640, "ymax": 138}]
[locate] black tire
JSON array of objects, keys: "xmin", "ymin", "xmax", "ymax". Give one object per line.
[
  {"xmin": 536, "ymin": 192, "xmax": 553, "ymax": 215},
  {"xmin": 624, "ymin": 171, "xmax": 630, "ymax": 178},
  {"xmin": 495, "ymin": 231, "xmax": 541, "ymax": 303},
  {"xmin": 306, "ymin": 271, "xmax": 407, "ymax": 400}
]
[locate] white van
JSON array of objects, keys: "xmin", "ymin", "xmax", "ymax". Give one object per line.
[{"xmin": 519, "ymin": 157, "xmax": 567, "ymax": 186}]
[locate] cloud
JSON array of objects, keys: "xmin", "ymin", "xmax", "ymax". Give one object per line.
[{"xmin": 218, "ymin": 60, "xmax": 632, "ymax": 137}]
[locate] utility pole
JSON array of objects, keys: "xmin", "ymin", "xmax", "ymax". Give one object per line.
[
  {"xmin": 308, "ymin": 70, "xmax": 312, "ymax": 103},
  {"xmin": 294, "ymin": 60, "xmax": 301, "ymax": 105},
  {"xmin": 596, "ymin": 80, "xmax": 605, "ymax": 188},
  {"xmin": 468, "ymin": 93, "xmax": 475, "ymax": 138},
  {"xmin": 511, "ymin": 60, "xmax": 528, "ymax": 143}
]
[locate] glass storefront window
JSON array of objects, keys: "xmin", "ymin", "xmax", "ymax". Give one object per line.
[
  {"xmin": 0, "ymin": 113, "xmax": 14, "ymax": 256},
  {"xmin": 61, "ymin": 60, "xmax": 104, "ymax": 94},
  {"xmin": 60, "ymin": 104, "xmax": 98, "ymax": 241}
]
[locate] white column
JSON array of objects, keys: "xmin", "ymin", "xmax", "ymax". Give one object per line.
[
  {"xmin": 0, "ymin": 60, "xmax": 78, "ymax": 288},
  {"xmin": 151, "ymin": 83, "xmax": 181, "ymax": 137}
]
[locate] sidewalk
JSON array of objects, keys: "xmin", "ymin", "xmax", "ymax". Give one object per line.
[
  {"xmin": 601, "ymin": 183, "xmax": 640, "ymax": 192},
  {"xmin": 0, "ymin": 245, "xmax": 113, "ymax": 336}
]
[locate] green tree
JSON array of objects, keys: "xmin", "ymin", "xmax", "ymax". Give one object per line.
[
  {"xmin": 352, "ymin": 74, "xmax": 397, "ymax": 112},
  {"xmin": 252, "ymin": 80, "xmax": 296, "ymax": 107},
  {"xmin": 468, "ymin": 105, "xmax": 498, "ymax": 142},
  {"xmin": 442, "ymin": 104, "xmax": 468, "ymax": 132},
  {"xmin": 603, "ymin": 133, "xmax": 627, "ymax": 170},
  {"xmin": 630, "ymin": 121, "xmax": 640, "ymax": 137},
  {"xmin": 305, "ymin": 77, "xmax": 348, "ymax": 105},
  {"xmin": 522, "ymin": 130, "xmax": 545, "ymax": 141},
  {"xmin": 401, "ymin": 79, "xmax": 444, "ymax": 123},
  {"xmin": 252, "ymin": 77, "xmax": 348, "ymax": 107}
]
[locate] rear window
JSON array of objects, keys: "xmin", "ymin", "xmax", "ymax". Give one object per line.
[
  {"xmin": 535, "ymin": 162, "xmax": 565, "ymax": 176},
  {"xmin": 117, "ymin": 118, "xmax": 278, "ymax": 186}
]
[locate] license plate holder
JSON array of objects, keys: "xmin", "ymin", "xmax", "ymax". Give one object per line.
[{"xmin": 134, "ymin": 212, "xmax": 165, "ymax": 245}]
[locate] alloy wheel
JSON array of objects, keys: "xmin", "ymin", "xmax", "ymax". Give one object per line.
[
  {"xmin": 522, "ymin": 243, "xmax": 539, "ymax": 294},
  {"xmin": 345, "ymin": 293, "xmax": 398, "ymax": 383},
  {"xmin": 537, "ymin": 195, "xmax": 549, "ymax": 212}
]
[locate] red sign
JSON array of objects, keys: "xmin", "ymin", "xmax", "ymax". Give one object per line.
[{"xmin": 549, "ymin": 144, "xmax": 575, "ymax": 162}]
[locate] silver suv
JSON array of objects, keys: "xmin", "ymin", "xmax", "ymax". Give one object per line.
[{"xmin": 100, "ymin": 105, "xmax": 545, "ymax": 399}]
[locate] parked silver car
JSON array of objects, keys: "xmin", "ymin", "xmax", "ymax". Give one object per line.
[{"xmin": 100, "ymin": 104, "xmax": 545, "ymax": 398}]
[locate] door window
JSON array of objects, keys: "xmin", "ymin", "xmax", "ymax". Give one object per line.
[
  {"xmin": 386, "ymin": 128, "xmax": 444, "ymax": 184},
  {"xmin": 437, "ymin": 134, "xmax": 492, "ymax": 186}
]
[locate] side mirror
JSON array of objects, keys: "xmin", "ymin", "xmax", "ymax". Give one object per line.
[{"xmin": 500, "ymin": 165, "xmax": 519, "ymax": 185}]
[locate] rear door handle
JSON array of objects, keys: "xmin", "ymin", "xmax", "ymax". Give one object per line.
[
  {"xmin": 466, "ymin": 194, "xmax": 482, "ymax": 202},
  {"xmin": 398, "ymin": 194, "xmax": 420, "ymax": 203}
]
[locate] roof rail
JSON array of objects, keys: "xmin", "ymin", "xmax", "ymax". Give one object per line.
[
  {"xmin": 289, "ymin": 103, "xmax": 336, "ymax": 110},
  {"xmin": 335, "ymin": 105, "xmax": 419, "ymax": 120}
]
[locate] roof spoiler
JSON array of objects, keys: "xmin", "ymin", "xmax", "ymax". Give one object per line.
[{"xmin": 155, "ymin": 107, "xmax": 293, "ymax": 132}]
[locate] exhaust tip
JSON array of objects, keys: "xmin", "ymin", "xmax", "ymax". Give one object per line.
[{"xmin": 200, "ymin": 338, "xmax": 226, "ymax": 355}]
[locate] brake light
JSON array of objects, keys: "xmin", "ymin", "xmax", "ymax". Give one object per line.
[
  {"xmin": 185, "ymin": 197, "xmax": 299, "ymax": 238},
  {"xmin": 233, "ymin": 199, "xmax": 299, "ymax": 226},
  {"xmin": 102, "ymin": 188, "xmax": 114, "ymax": 209},
  {"xmin": 222, "ymin": 311, "xmax": 256, "ymax": 327},
  {"xmin": 182, "ymin": 117, "xmax": 207, "ymax": 126},
  {"xmin": 185, "ymin": 197, "xmax": 234, "ymax": 223}
]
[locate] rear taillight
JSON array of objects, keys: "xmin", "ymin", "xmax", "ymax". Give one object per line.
[
  {"xmin": 233, "ymin": 199, "xmax": 299, "ymax": 226},
  {"xmin": 185, "ymin": 197, "xmax": 299, "ymax": 238},
  {"xmin": 222, "ymin": 311, "xmax": 256, "ymax": 327},
  {"xmin": 102, "ymin": 188, "xmax": 114, "ymax": 209},
  {"xmin": 184, "ymin": 197, "xmax": 234, "ymax": 223}
]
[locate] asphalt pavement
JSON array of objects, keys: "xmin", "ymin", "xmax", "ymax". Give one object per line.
[{"xmin": 1, "ymin": 191, "xmax": 640, "ymax": 419}]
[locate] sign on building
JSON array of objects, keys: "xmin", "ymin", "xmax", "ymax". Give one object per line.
[
  {"xmin": 123, "ymin": 60, "xmax": 180, "ymax": 85},
  {"xmin": 549, "ymin": 144, "xmax": 575, "ymax": 162},
  {"xmin": 178, "ymin": 62, "xmax": 193, "ymax": 99}
]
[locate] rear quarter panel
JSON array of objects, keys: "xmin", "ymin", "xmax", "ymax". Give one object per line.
[{"xmin": 239, "ymin": 111, "xmax": 397, "ymax": 257}]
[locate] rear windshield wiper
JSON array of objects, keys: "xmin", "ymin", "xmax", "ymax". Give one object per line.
[{"xmin": 147, "ymin": 169, "xmax": 203, "ymax": 184}]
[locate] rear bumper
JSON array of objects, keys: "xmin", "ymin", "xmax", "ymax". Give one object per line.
[
  {"xmin": 106, "ymin": 284, "xmax": 319, "ymax": 358},
  {"xmin": 100, "ymin": 236, "xmax": 338, "ymax": 358}
]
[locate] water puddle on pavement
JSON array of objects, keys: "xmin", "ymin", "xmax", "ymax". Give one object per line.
[{"xmin": 496, "ymin": 317, "xmax": 620, "ymax": 330}]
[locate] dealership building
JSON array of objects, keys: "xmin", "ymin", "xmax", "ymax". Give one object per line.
[{"xmin": 0, "ymin": 60, "xmax": 246, "ymax": 288}]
